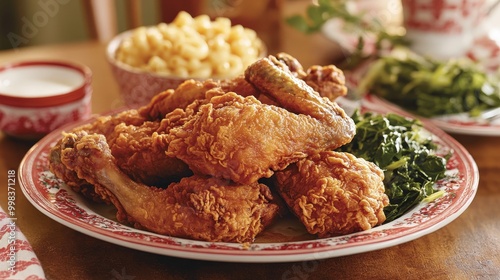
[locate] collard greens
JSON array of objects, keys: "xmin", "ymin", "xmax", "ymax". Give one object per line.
[
  {"xmin": 359, "ymin": 52, "xmax": 500, "ymax": 117},
  {"xmin": 337, "ymin": 112, "xmax": 448, "ymax": 222}
]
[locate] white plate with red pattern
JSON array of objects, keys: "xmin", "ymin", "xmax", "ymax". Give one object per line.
[
  {"xmin": 358, "ymin": 94, "xmax": 500, "ymax": 136},
  {"xmin": 19, "ymin": 108, "xmax": 478, "ymax": 263}
]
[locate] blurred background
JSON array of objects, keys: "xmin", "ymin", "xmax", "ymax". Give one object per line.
[{"xmin": 0, "ymin": 0, "xmax": 286, "ymax": 50}]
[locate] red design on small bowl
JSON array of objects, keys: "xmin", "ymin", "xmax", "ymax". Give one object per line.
[
  {"xmin": 106, "ymin": 29, "xmax": 267, "ymax": 108},
  {"xmin": 0, "ymin": 61, "xmax": 92, "ymax": 140},
  {"xmin": 106, "ymin": 30, "xmax": 200, "ymax": 108}
]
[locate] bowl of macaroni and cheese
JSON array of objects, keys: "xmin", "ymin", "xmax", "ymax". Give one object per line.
[{"xmin": 106, "ymin": 11, "xmax": 266, "ymax": 108}]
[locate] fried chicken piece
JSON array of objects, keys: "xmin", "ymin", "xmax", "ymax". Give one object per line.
[
  {"xmin": 165, "ymin": 55, "xmax": 355, "ymax": 185},
  {"xmin": 49, "ymin": 130, "xmax": 104, "ymax": 202},
  {"xmin": 138, "ymin": 53, "xmax": 346, "ymax": 120},
  {"xmin": 108, "ymin": 121, "xmax": 192, "ymax": 186},
  {"xmin": 244, "ymin": 55, "xmax": 350, "ymax": 125},
  {"xmin": 165, "ymin": 89, "xmax": 355, "ymax": 186},
  {"xmin": 49, "ymin": 109, "xmax": 146, "ymax": 161},
  {"xmin": 138, "ymin": 78, "xmax": 263, "ymax": 121},
  {"xmin": 272, "ymin": 52, "xmax": 347, "ymax": 101},
  {"xmin": 303, "ymin": 65, "xmax": 348, "ymax": 101},
  {"xmin": 49, "ymin": 111, "xmax": 146, "ymax": 202},
  {"xmin": 274, "ymin": 151, "xmax": 389, "ymax": 237},
  {"xmin": 78, "ymin": 110, "xmax": 190, "ymax": 186},
  {"xmin": 59, "ymin": 132, "xmax": 280, "ymax": 243},
  {"xmin": 49, "ymin": 107, "xmax": 191, "ymax": 195},
  {"xmin": 138, "ymin": 80, "xmax": 222, "ymax": 120}
]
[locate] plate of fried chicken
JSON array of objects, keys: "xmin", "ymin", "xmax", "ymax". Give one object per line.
[{"xmin": 19, "ymin": 54, "xmax": 478, "ymax": 262}]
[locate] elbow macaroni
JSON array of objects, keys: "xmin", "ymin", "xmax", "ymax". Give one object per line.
[{"xmin": 115, "ymin": 11, "xmax": 264, "ymax": 78}]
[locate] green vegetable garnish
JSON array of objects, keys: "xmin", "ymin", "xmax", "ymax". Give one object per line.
[
  {"xmin": 285, "ymin": 0, "xmax": 369, "ymax": 34},
  {"xmin": 285, "ymin": 0, "xmax": 407, "ymax": 69},
  {"xmin": 359, "ymin": 51, "xmax": 500, "ymax": 117},
  {"xmin": 337, "ymin": 111, "xmax": 448, "ymax": 222}
]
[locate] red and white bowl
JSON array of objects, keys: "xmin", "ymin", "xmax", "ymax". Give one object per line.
[
  {"xmin": 106, "ymin": 28, "xmax": 267, "ymax": 108},
  {"xmin": 106, "ymin": 30, "xmax": 189, "ymax": 108},
  {"xmin": 0, "ymin": 61, "xmax": 92, "ymax": 140}
]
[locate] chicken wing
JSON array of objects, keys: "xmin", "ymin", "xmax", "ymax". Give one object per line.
[
  {"xmin": 303, "ymin": 65, "xmax": 348, "ymax": 101},
  {"xmin": 244, "ymin": 55, "xmax": 350, "ymax": 126},
  {"xmin": 274, "ymin": 151, "xmax": 389, "ymax": 237},
  {"xmin": 273, "ymin": 53, "xmax": 347, "ymax": 101},
  {"xmin": 59, "ymin": 132, "xmax": 280, "ymax": 243}
]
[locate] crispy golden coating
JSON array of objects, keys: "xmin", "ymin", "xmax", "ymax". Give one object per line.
[
  {"xmin": 274, "ymin": 151, "xmax": 389, "ymax": 237},
  {"xmin": 49, "ymin": 130, "xmax": 103, "ymax": 202},
  {"xmin": 139, "ymin": 80, "xmax": 221, "ymax": 120},
  {"xmin": 244, "ymin": 56, "xmax": 353, "ymax": 130},
  {"xmin": 303, "ymin": 65, "xmax": 348, "ymax": 101},
  {"xmin": 59, "ymin": 132, "xmax": 280, "ymax": 243},
  {"xmin": 257, "ymin": 52, "xmax": 348, "ymax": 101},
  {"xmin": 165, "ymin": 55, "xmax": 355, "ymax": 185},
  {"xmin": 108, "ymin": 121, "xmax": 191, "ymax": 186},
  {"xmin": 50, "ymin": 109, "xmax": 191, "ymax": 187},
  {"xmin": 138, "ymin": 77, "xmax": 262, "ymax": 121},
  {"xmin": 166, "ymin": 93, "xmax": 307, "ymax": 184},
  {"xmin": 49, "ymin": 110, "xmax": 147, "ymax": 201}
]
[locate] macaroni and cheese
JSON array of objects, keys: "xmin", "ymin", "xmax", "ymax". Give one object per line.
[{"xmin": 115, "ymin": 11, "xmax": 265, "ymax": 78}]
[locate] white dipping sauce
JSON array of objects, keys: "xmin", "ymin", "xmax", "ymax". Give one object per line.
[{"xmin": 0, "ymin": 65, "xmax": 85, "ymax": 98}]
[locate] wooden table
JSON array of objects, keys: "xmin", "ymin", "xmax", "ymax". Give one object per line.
[{"xmin": 1, "ymin": 19, "xmax": 500, "ymax": 280}]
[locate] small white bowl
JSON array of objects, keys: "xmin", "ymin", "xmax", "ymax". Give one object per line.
[{"xmin": 0, "ymin": 61, "xmax": 92, "ymax": 140}]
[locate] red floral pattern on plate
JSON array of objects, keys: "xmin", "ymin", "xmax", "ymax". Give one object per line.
[{"xmin": 18, "ymin": 109, "xmax": 478, "ymax": 262}]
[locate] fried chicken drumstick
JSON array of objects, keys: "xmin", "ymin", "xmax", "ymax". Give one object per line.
[
  {"xmin": 59, "ymin": 132, "xmax": 280, "ymax": 243},
  {"xmin": 49, "ymin": 110, "xmax": 191, "ymax": 191}
]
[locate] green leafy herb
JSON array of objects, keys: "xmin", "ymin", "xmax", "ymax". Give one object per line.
[
  {"xmin": 359, "ymin": 51, "xmax": 500, "ymax": 117},
  {"xmin": 286, "ymin": 0, "xmax": 368, "ymax": 34},
  {"xmin": 337, "ymin": 111, "xmax": 448, "ymax": 222},
  {"xmin": 286, "ymin": 0, "xmax": 407, "ymax": 68}
]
